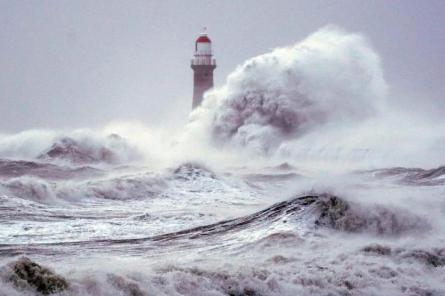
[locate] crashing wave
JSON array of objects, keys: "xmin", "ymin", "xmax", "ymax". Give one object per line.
[
  {"xmin": 165, "ymin": 193, "xmax": 428, "ymax": 239},
  {"xmin": 0, "ymin": 177, "xmax": 59, "ymax": 204},
  {"xmin": 3, "ymin": 244, "xmax": 443, "ymax": 296},
  {"xmin": 74, "ymin": 172, "xmax": 166, "ymax": 200},
  {"xmin": 367, "ymin": 165, "xmax": 445, "ymax": 185},
  {"xmin": 0, "ymin": 192, "xmax": 438, "ymax": 296},
  {"xmin": 189, "ymin": 26, "xmax": 386, "ymax": 154},
  {"xmin": 172, "ymin": 162, "xmax": 216, "ymax": 181},
  {"xmin": 0, "ymin": 159, "xmax": 102, "ymax": 180},
  {"xmin": 311, "ymin": 195, "xmax": 429, "ymax": 235},
  {"xmin": 0, "ymin": 193, "xmax": 428, "ymax": 256},
  {"xmin": 37, "ymin": 134, "xmax": 139, "ymax": 165},
  {"xmin": 0, "ymin": 172, "xmax": 166, "ymax": 203},
  {"xmin": 90, "ymin": 194, "xmax": 429, "ymax": 242}
]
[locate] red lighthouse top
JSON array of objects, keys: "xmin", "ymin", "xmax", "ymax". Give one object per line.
[
  {"xmin": 196, "ymin": 35, "xmax": 211, "ymax": 43},
  {"xmin": 196, "ymin": 27, "xmax": 211, "ymax": 43}
]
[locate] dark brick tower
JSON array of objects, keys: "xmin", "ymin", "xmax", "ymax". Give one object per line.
[{"xmin": 191, "ymin": 29, "xmax": 216, "ymax": 109}]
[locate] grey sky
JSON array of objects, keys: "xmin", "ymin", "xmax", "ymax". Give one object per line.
[{"xmin": 1, "ymin": 0, "xmax": 444, "ymax": 132}]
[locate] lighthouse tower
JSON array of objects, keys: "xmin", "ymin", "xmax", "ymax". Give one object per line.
[{"xmin": 191, "ymin": 29, "xmax": 216, "ymax": 109}]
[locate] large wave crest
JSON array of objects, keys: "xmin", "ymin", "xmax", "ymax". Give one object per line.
[{"xmin": 190, "ymin": 26, "xmax": 387, "ymax": 154}]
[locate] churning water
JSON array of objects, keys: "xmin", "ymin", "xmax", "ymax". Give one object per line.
[{"xmin": 1, "ymin": 27, "xmax": 444, "ymax": 295}]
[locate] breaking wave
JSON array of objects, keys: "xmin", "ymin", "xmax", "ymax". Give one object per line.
[
  {"xmin": 367, "ymin": 165, "xmax": 445, "ymax": 186},
  {"xmin": 183, "ymin": 26, "xmax": 445, "ymax": 170},
  {"xmin": 0, "ymin": 159, "xmax": 102, "ymax": 180},
  {"xmin": 0, "ymin": 194, "xmax": 440, "ymax": 296},
  {"xmin": 0, "ymin": 130, "xmax": 140, "ymax": 165},
  {"xmin": 0, "ymin": 171, "xmax": 163, "ymax": 204},
  {"xmin": 189, "ymin": 26, "xmax": 387, "ymax": 155}
]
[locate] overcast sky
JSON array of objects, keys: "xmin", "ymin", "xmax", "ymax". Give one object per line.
[{"xmin": 1, "ymin": 0, "xmax": 444, "ymax": 132}]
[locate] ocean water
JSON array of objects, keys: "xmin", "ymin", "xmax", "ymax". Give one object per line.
[
  {"xmin": 0, "ymin": 141, "xmax": 444, "ymax": 296},
  {"xmin": 1, "ymin": 26, "xmax": 444, "ymax": 295}
]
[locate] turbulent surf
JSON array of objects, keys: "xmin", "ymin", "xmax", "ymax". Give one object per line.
[{"xmin": 1, "ymin": 27, "xmax": 444, "ymax": 295}]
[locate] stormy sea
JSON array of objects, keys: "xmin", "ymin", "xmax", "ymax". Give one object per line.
[{"xmin": 1, "ymin": 27, "xmax": 444, "ymax": 295}]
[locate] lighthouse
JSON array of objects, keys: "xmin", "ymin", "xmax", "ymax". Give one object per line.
[{"xmin": 191, "ymin": 29, "xmax": 216, "ymax": 109}]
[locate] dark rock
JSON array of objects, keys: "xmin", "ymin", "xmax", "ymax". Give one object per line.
[{"xmin": 4, "ymin": 256, "xmax": 68, "ymax": 294}]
